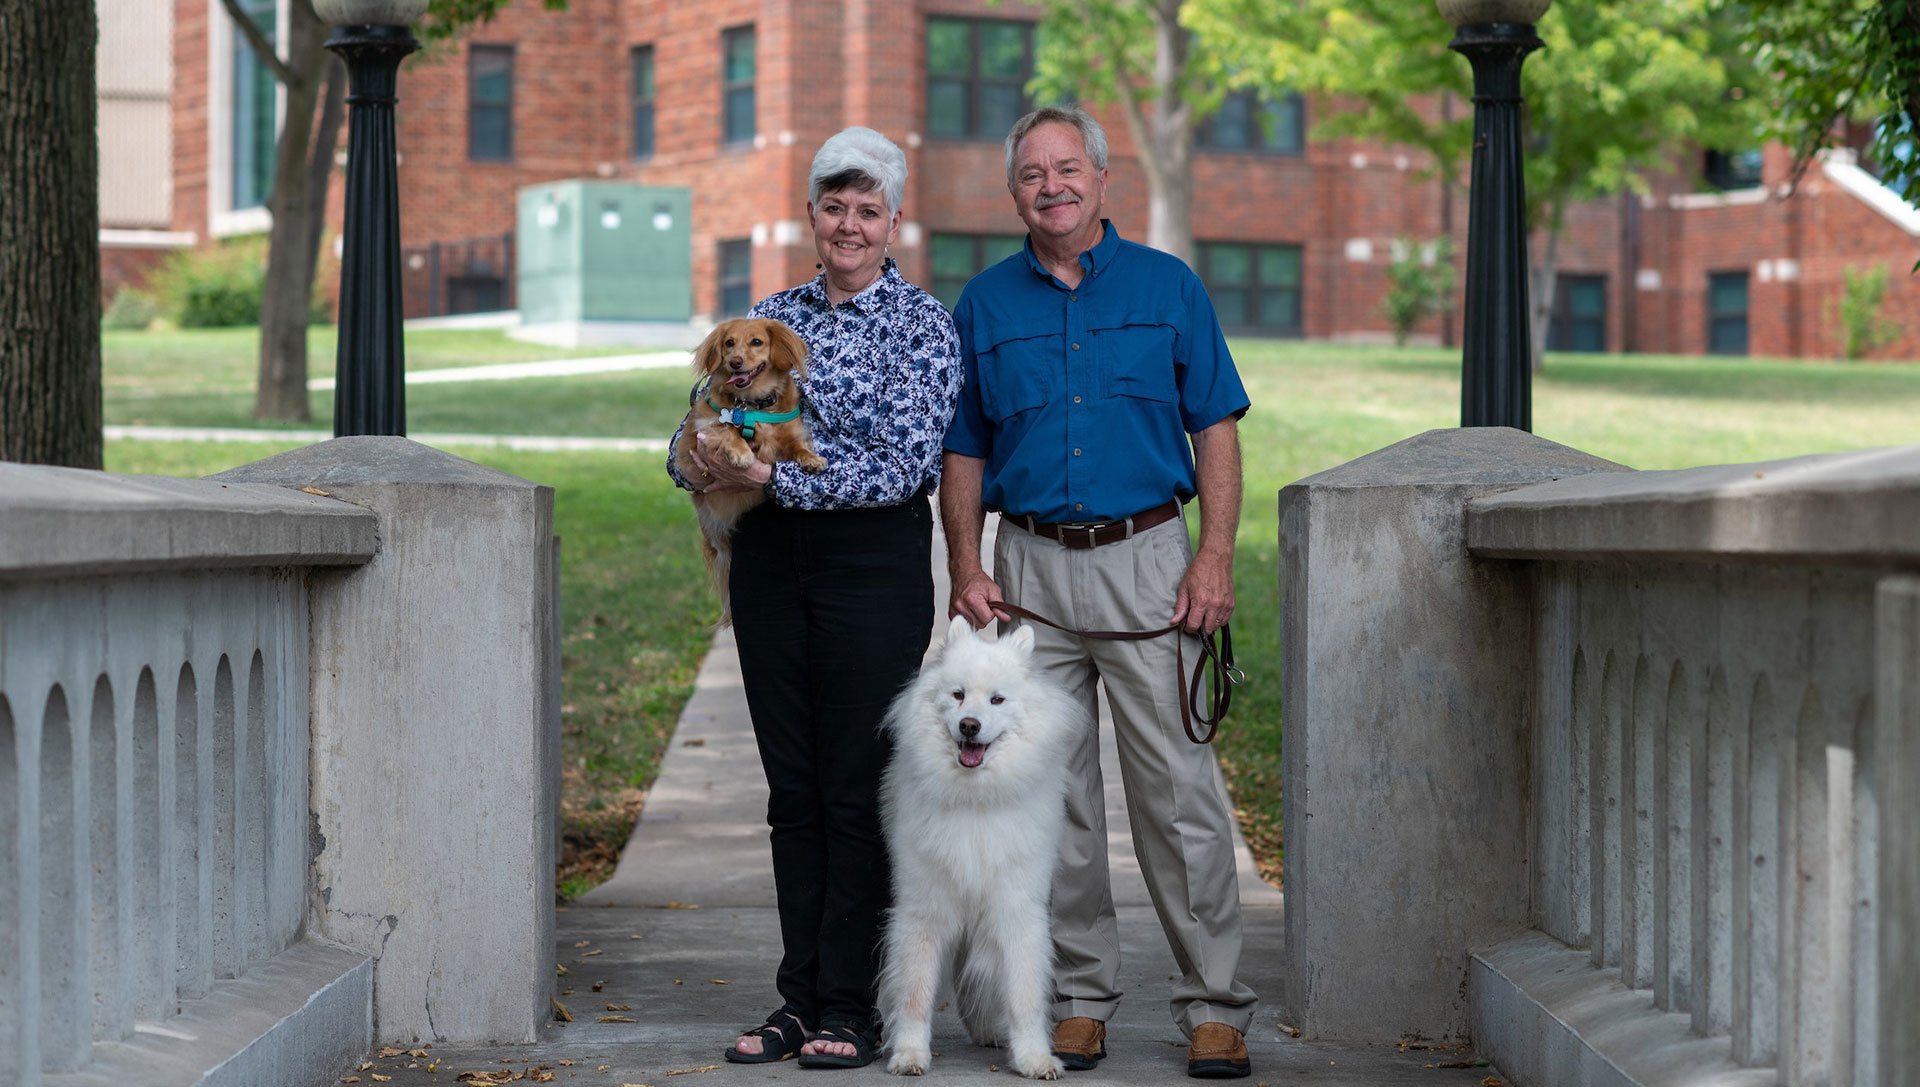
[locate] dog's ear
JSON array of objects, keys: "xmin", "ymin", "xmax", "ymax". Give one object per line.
[
  {"xmin": 766, "ymin": 320, "xmax": 809, "ymax": 377},
  {"xmin": 1008, "ymin": 624, "xmax": 1035, "ymax": 656},
  {"xmin": 946, "ymin": 614, "xmax": 975, "ymax": 646},
  {"xmin": 693, "ymin": 322, "xmax": 732, "ymax": 377}
]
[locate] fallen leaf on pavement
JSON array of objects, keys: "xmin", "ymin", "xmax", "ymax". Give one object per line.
[
  {"xmin": 410, "ymin": 1049, "xmax": 431, "ymax": 1058},
  {"xmin": 663, "ymin": 1065, "xmax": 722, "ymax": 1076},
  {"xmin": 372, "ymin": 1076, "xmax": 392, "ymax": 1084},
  {"xmin": 551, "ymin": 997, "xmax": 575, "ymax": 1022},
  {"xmin": 1482, "ymin": 1079, "xmax": 1505, "ymax": 1087},
  {"xmin": 575, "ymin": 940, "xmax": 593, "ymax": 948},
  {"xmin": 708, "ymin": 979, "xmax": 728, "ymax": 985},
  {"xmin": 605, "ymin": 1002, "xmax": 632, "ymax": 1011},
  {"xmin": 300, "ymin": 487, "xmax": 332, "ymax": 497},
  {"xmin": 598, "ymin": 1015, "xmax": 638, "ymax": 1023},
  {"xmin": 582, "ymin": 949, "xmax": 605, "ymax": 957},
  {"xmin": 658, "ymin": 902, "xmax": 700, "ymax": 910}
]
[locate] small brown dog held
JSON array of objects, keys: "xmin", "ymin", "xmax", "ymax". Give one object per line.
[{"xmin": 671, "ymin": 317, "xmax": 826, "ymax": 627}]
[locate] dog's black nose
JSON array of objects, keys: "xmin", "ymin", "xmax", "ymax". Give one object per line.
[{"xmin": 958, "ymin": 718, "xmax": 980, "ymax": 739}]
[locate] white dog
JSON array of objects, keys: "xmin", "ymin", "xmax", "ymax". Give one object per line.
[{"xmin": 878, "ymin": 616, "xmax": 1089, "ymax": 1080}]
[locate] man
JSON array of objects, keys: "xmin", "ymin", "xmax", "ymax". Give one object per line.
[{"xmin": 941, "ymin": 105, "xmax": 1257, "ymax": 1080}]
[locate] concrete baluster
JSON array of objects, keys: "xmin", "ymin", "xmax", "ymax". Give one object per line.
[
  {"xmin": 1564, "ymin": 645, "xmax": 1593, "ymax": 949},
  {"xmin": 1623, "ymin": 657, "xmax": 1657, "ymax": 990},
  {"xmin": 1655, "ymin": 662, "xmax": 1695, "ymax": 1011},
  {"xmin": 1874, "ymin": 578, "xmax": 1920, "ymax": 1087},
  {"xmin": 173, "ymin": 664, "xmax": 209, "ymax": 1000},
  {"xmin": 1, "ymin": 695, "xmax": 26, "ymax": 1081},
  {"xmin": 89, "ymin": 675, "xmax": 131, "ymax": 1042},
  {"xmin": 211, "ymin": 656, "xmax": 239, "ymax": 979},
  {"xmin": 243, "ymin": 649, "xmax": 271, "ymax": 963},
  {"xmin": 1781, "ymin": 686, "xmax": 1832, "ymax": 1084},
  {"xmin": 1694, "ymin": 670, "xmax": 1735, "ymax": 1036},
  {"xmin": 1738, "ymin": 675, "xmax": 1782, "ymax": 1065},
  {"xmin": 1592, "ymin": 649, "xmax": 1625, "ymax": 970},
  {"xmin": 129, "ymin": 668, "xmax": 171, "ymax": 1019}
]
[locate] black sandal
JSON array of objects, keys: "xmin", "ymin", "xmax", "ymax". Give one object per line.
[
  {"xmin": 724, "ymin": 1009, "xmax": 809, "ymax": 1064},
  {"xmin": 796, "ymin": 1021, "xmax": 879, "ymax": 1069}
]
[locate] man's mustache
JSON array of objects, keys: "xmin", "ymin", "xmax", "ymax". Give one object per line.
[{"xmin": 1035, "ymin": 192, "xmax": 1081, "ymax": 209}]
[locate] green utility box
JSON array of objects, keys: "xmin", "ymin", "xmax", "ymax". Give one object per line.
[{"xmin": 516, "ymin": 181, "xmax": 693, "ymax": 324}]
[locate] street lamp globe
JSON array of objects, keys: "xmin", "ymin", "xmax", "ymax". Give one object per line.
[
  {"xmin": 312, "ymin": 0, "xmax": 429, "ymax": 26},
  {"xmin": 1435, "ymin": 0, "xmax": 1551, "ymax": 26}
]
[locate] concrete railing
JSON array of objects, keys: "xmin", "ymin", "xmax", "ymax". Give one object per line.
[
  {"xmin": 2, "ymin": 438, "xmax": 560, "ymax": 1087},
  {"xmin": 1279, "ymin": 429, "xmax": 1918, "ymax": 1087}
]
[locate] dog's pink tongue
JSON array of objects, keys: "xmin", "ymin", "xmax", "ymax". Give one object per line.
[
  {"xmin": 958, "ymin": 742, "xmax": 988, "ymax": 768},
  {"xmin": 728, "ymin": 373, "xmax": 751, "ymax": 387}
]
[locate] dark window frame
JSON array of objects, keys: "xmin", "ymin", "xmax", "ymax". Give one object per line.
[
  {"xmin": 721, "ymin": 25, "xmax": 756, "ymax": 147},
  {"xmin": 231, "ymin": 0, "xmax": 279, "ymax": 210},
  {"xmin": 925, "ymin": 16, "xmax": 1037, "ymax": 142},
  {"xmin": 718, "ymin": 239, "xmax": 752, "ymax": 316},
  {"xmin": 631, "ymin": 44, "xmax": 655, "ymax": 161},
  {"xmin": 1197, "ymin": 241, "xmax": 1304, "ymax": 337},
  {"xmin": 928, "ymin": 232, "xmax": 1027, "ymax": 310},
  {"xmin": 1707, "ymin": 270, "xmax": 1750, "ymax": 356},
  {"xmin": 1702, "ymin": 148, "xmax": 1763, "ymax": 191},
  {"xmin": 1547, "ymin": 273, "xmax": 1608, "ymax": 353},
  {"xmin": 1196, "ymin": 89, "xmax": 1305, "ymax": 156},
  {"xmin": 467, "ymin": 44, "xmax": 515, "ymax": 162}
]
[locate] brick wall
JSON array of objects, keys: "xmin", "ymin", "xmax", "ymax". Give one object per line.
[{"xmin": 167, "ymin": 0, "xmax": 1920, "ymax": 357}]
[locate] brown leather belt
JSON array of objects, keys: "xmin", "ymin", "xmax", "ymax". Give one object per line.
[{"xmin": 1004, "ymin": 500, "xmax": 1180, "ymax": 549}]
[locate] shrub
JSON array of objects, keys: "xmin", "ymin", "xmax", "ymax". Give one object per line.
[
  {"xmin": 149, "ymin": 237, "xmax": 269, "ymax": 327},
  {"xmin": 101, "ymin": 287, "xmax": 157, "ymax": 331},
  {"xmin": 1382, "ymin": 235, "xmax": 1457, "ymax": 347},
  {"xmin": 1839, "ymin": 263, "xmax": 1900, "ymax": 359}
]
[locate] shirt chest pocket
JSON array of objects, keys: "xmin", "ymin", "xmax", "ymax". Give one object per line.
[
  {"xmin": 976, "ymin": 323, "xmax": 1058, "ymax": 421},
  {"xmin": 1092, "ymin": 321, "xmax": 1178, "ymax": 403}
]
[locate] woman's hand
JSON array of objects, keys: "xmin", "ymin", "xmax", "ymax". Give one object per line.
[{"xmin": 691, "ymin": 429, "xmax": 773, "ymax": 493}]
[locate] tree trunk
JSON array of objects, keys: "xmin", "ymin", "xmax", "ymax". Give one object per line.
[
  {"xmin": 1528, "ymin": 213, "xmax": 1563, "ymax": 373},
  {"xmin": 0, "ymin": 0, "xmax": 103, "ymax": 468},
  {"xmin": 254, "ymin": 0, "xmax": 339, "ymax": 422},
  {"xmin": 1115, "ymin": 0, "xmax": 1196, "ymax": 266}
]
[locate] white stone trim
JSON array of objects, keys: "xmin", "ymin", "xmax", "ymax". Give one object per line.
[
  {"xmin": 1666, "ymin": 187, "xmax": 1769, "ymax": 210},
  {"xmin": 99, "ymin": 229, "xmax": 198, "ymax": 249},
  {"xmin": 1821, "ymin": 152, "xmax": 1920, "ymax": 237}
]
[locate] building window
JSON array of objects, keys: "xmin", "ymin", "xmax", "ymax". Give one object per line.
[
  {"xmin": 468, "ymin": 45, "xmax": 514, "ymax": 161},
  {"xmin": 1196, "ymin": 90, "xmax": 1304, "ymax": 155},
  {"xmin": 1703, "ymin": 149, "xmax": 1763, "ymax": 191},
  {"xmin": 1548, "ymin": 274, "xmax": 1607, "ymax": 352},
  {"xmin": 722, "ymin": 26, "xmax": 756, "ymax": 146},
  {"xmin": 718, "ymin": 239, "xmax": 752, "ymax": 315},
  {"xmin": 929, "ymin": 233, "xmax": 1027, "ymax": 309},
  {"xmin": 1198, "ymin": 243, "xmax": 1302, "ymax": 335},
  {"xmin": 230, "ymin": 0, "xmax": 278, "ymax": 210},
  {"xmin": 926, "ymin": 17, "xmax": 1035, "ymax": 141},
  {"xmin": 631, "ymin": 45, "xmax": 655, "ymax": 160},
  {"xmin": 1707, "ymin": 271, "xmax": 1749, "ymax": 355}
]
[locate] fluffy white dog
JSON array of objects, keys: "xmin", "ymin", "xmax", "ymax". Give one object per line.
[{"xmin": 878, "ymin": 616, "xmax": 1089, "ymax": 1080}]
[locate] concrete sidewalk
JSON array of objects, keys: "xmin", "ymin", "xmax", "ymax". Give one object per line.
[{"xmin": 361, "ymin": 522, "xmax": 1503, "ymax": 1086}]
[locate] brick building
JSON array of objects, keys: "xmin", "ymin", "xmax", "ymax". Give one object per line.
[{"xmin": 157, "ymin": 0, "xmax": 1920, "ymax": 358}]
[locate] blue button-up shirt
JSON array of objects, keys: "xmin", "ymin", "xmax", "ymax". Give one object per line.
[{"xmin": 944, "ymin": 222, "xmax": 1250, "ymax": 523}]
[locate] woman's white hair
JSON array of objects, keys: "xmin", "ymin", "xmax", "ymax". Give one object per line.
[
  {"xmin": 809, "ymin": 127, "xmax": 908, "ymax": 215},
  {"xmin": 1003, "ymin": 106, "xmax": 1109, "ymax": 187}
]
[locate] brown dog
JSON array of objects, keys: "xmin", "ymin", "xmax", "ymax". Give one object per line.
[{"xmin": 673, "ymin": 317, "xmax": 826, "ymax": 626}]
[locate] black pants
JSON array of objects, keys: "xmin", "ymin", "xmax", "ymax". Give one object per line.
[{"xmin": 729, "ymin": 494, "xmax": 933, "ymax": 1032}]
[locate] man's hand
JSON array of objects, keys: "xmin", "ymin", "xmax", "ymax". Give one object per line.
[
  {"xmin": 949, "ymin": 567, "xmax": 1010, "ymax": 629},
  {"xmin": 1170, "ymin": 548, "xmax": 1234, "ymax": 635},
  {"xmin": 691, "ymin": 428, "xmax": 770, "ymax": 493}
]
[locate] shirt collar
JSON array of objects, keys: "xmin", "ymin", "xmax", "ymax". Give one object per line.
[
  {"xmin": 1022, "ymin": 219, "xmax": 1122, "ymax": 285},
  {"xmin": 802, "ymin": 258, "xmax": 902, "ymax": 313}
]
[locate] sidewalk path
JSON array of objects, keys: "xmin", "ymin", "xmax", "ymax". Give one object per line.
[
  {"xmin": 361, "ymin": 521, "xmax": 1503, "ymax": 1087},
  {"xmin": 305, "ymin": 350, "xmax": 691, "ymax": 391}
]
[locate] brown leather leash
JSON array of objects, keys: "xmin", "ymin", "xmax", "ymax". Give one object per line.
[{"xmin": 989, "ymin": 602, "xmax": 1244, "ymax": 745}]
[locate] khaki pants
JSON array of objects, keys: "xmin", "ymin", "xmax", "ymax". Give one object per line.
[{"xmin": 993, "ymin": 511, "xmax": 1257, "ymax": 1037}]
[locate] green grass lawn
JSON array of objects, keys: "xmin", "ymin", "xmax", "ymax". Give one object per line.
[{"xmin": 101, "ymin": 330, "xmax": 1920, "ymax": 892}]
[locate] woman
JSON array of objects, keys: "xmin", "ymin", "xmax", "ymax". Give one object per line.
[{"xmin": 667, "ymin": 126, "xmax": 961, "ymax": 1068}]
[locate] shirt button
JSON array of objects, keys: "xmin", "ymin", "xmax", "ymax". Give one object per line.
[
  {"xmin": 1075, "ymin": 503, "xmax": 1084, "ymax": 512},
  {"xmin": 1074, "ymin": 448, "xmax": 1082, "ymax": 456},
  {"xmin": 1073, "ymin": 395, "xmax": 1082, "ymax": 403},
  {"xmin": 1070, "ymin": 293, "xmax": 1077, "ymax": 301},
  {"xmin": 1072, "ymin": 343, "xmax": 1080, "ymax": 351}
]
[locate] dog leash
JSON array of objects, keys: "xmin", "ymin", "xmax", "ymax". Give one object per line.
[{"xmin": 989, "ymin": 602, "xmax": 1245, "ymax": 745}]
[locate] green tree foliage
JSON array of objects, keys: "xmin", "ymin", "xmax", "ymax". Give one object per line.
[
  {"xmin": 1839, "ymin": 263, "xmax": 1902, "ymax": 357},
  {"xmin": 1382, "ymin": 235, "xmax": 1456, "ymax": 346},
  {"xmin": 1021, "ymin": 0, "xmax": 1232, "ymax": 265},
  {"xmin": 1739, "ymin": 0, "xmax": 1920, "ymax": 203},
  {"xmin": 1187, "ymin": 0, "xmax": 1766, "ymax": 367}
]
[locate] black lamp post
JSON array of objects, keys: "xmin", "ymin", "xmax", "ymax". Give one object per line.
[
  {"xmin": 1439, "ymin": 0, "xmax": 1549, "ymax": 432},
  {"xmin": 318, "ymin": 0, "xmax": 427, "ymax": 437}
]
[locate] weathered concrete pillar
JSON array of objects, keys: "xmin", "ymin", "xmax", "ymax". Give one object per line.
[
  {"xmin": 219, "ymin": 438, "xmax": 559, "ymax": 1044},
  {"xmin": 1277, "ymin": 427, "xmax": 1622, "ymax": 1041},
  {"xmin": 1877, "ymin": 577, "xmax": 1920, "ymax": 1087}
]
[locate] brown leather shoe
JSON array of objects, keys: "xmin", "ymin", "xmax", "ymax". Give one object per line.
[
  {"xmin": 1051, "ymin": 1017, "xmax": 1106, "ymax": 1071},
  {"xmin": 1187, "ymin": 1022, "xmax": 1251, "ymax": 1079}
]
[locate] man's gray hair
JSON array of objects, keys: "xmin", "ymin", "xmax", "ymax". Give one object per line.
[
  {"xmin": 809, "ymin": 126, "xmax": 908, "ymax": 214},
  {"xmin": 1003, "ymin": 106, "xmax": 1110, "ymax": 187}
]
